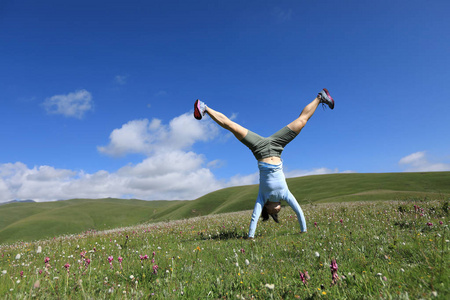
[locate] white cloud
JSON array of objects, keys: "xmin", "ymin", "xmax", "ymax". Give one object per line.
[
  {"xmin": 0, "ymin": 113, "xmax": 223, "ymax": 202},
  {"xmin": 284, "ymin": 167, "xmax": 341, "ymax": 178},
  {"xmin": 399, "ymin": 151, "xmax": 450, "ymax": 172},
  {"xmin": 0, "ymin": 155, "xmax": 223, "ymax": 202},
  {"xmin": 114, "ymin": 75, "xmax": 128, "ymax": 85},
  {"xmin": 154, "ymin": 90, "xmax": 167, "ymax": 97},
  {"xmin": 227, "ymin": 172, "xmax": 259, "ymax": 186},
  {"xmin": 0, "ymin": 112, "xmax": 351, "ymax": 203},
  {"xmin": 98, "ymin": 113, "xmax": 219, "ymax": 157},
  {"xmin": 42, "ymin": 89, "xmax": 93, "ymax": 118},
  {"xmin": 272, "ymin": 7, "xmax": 293, "ymax": 22}
]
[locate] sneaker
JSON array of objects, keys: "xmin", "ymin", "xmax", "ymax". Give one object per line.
[
  {"xmin": 194, "ymin": 99, "xmax": 207, "ymax": 120},
  {"xmin": 318, "ymin": 88, "xmax": 334, "ymax": 110}
]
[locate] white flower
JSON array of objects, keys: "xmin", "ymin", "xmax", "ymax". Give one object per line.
[
  {"xmin": 16, "ymin": 280, "xmax": 20, "ymax": 284},
  {"xmin": 245, "ymin": 259, "xmax": 250, "ymax": 266},
  {"xmin": 376, "ymin": 273, "xmax": 382, "ymax": 276},
  {"xmin": 2, "ymin": 270, "xmax": 7, "ymax": 275},
  {"xmin": 314, "ymin": 252, "xmax": 320, "ymax": 257},
  {"xmin": 36, "ymin": 246, "xmax": 42, "ymax": 254},
  {"xmin": 265, "ymin": 283, "xmax": 275, "ymax": 290},
  {"xmin": 130, "ymin": 275, "xmax": 134, "ymax": 280},
  {"xmin": 15, "ymin": 254, "xmax": 21, "ymax": 260}
]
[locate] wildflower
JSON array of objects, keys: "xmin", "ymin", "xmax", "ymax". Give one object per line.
[
  {"xmin": 118, "ymin": 256, "xmax": 123, "ymax": 270},
  {"xmin": 15, "ymin": 254, "xmax": 21, "ymax": 260},
  {"xmin": 80, "ymin": 251, "xmax": 86, "ymax": 258},
  {"xmin": 314, "ymin": 251, "xmax": 320, "ymax": 257},
  {"xmin": 240, "ymin": 248, "xmax": 245, "ymax": 254},
  {"xmin": 382, "ymin": 276, "xmax": 387, "ymax": 281},
  {"xmin": 330, "ymin": 259, "xmax": 339, "ymax": 285},
  {"xmin": 265, "ymin": 283, "xmax": 275, "ymax": 290},
  {"xmin": 245, "ymin": 259, "xmax": 250, "ymax": 266},
  {"xmin": 130, "ymin": 275, "xmax": 134, "ymax": 280},
  {"xmin": 299, "ymin": 271, "xmax": 309, "ymax": 285},
  {"xmin": 427, "ymin": 222, "xmax": 433, "ymax": 227},
  {"xmin": 2, "ymin": 270, "xmax": 7, "ymax": 275},
  {"xmin": 152, "ymin": 251, "xmax": 156, "ymax": 256},
  {"xmin": 36, "ymin": 246, "xmax": 42, "ymax": 254},
  {"xmin": 439, "ymin": 221, "xmax": 443, "ymax": 225},
  {"xmin": 340, "ymin": 219, "xmax": 343, "ymax": 224},
  {"xmin": 44, "ymin": 257, "xmax": 50, "ymax": 264},
  {"xmin": 153, "ymin": 264, "xmax": 158, "ymax": 275},
  {"xmin": 20, "ymin": 271, "xmax": 24, "ymax": 277},
  {"xmin": 64, "ymin": 263, "xmax": 70, "ymax": 273}
]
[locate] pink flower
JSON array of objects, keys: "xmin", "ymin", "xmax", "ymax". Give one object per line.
[
  {"xmin": 439, "ymin": 221, "xmax": 443, "ymax": 225},
  {"xmin": 20, "ymin": 271, "xmax": 24, "ymax": 277},
  {"xmin": 314, "ymin": 222, "xmax": 318, "ymax": 227},
  {"xmin": 330, "ymin": 259, "xmax": 339, "ymax": 285},
  {"xmin": 44, "ymin": 257, "xmax": 50, "ymax": 263},
  {"xmin": 152, "ymin": 251, "xmax": 156, "ymax": 257},
  {"xmin": 240, "ymin": 248, "xmax": 245, "ymax": 254},
  {"xmin": 85, "ymin": 258, "xmax": 91, "ymax": 266},
  {"xmin": 339, "ymin": 219, "xmax": 343, "ymax": 224},
  {"xmin": 152, "ymin": 264, "xmax": 159, "ymax": 274},
  {"xmin": 80, "ymin": 251, "xmax": 86, "ymax": 258},
  {"xmin": 299, "ymin": 271, "xmax": 308, "ymax": 285},
  {"xmin": 118, "ymin": 256, "xmax": 123, "ymax": 263},
  {"xmin": 108, "ymin": 256, "xmax": 114, "ymax": 269},
  {"xmin": 140, "ymin": 254, "xmax": 148, "ymax": 261},
  {"xmin": 427, "ymin": 222, "xmax": 433, "ymax": 227},
  {"xmin": 64, "ymin": 263, "xmax": 70, "ymax": 272}
]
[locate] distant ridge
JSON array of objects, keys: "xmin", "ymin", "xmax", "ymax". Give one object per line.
[
  {"xmin": 0, "ymin": 199, "xmax": 35, "ymax": 206},
  {"xmin": 0, "ymin": 172, "xmax": 449, "ymax": 244}
]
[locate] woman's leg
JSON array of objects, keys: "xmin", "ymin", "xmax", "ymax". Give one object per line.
[
  {"xmin": 206, "ymin": 106, "xmax": 248, "ymax": 141},
  {"xmin": 286, "ymin": 97, "xmax": 320, "ymax": 134}
]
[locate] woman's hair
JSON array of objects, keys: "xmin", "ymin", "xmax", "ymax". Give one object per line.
[{"xmin": 261, "ymin": 206, "xmax": 279, "ymax": 223}]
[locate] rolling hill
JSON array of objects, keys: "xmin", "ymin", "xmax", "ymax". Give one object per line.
[{"xmin": 1, "ymin": 172, "xmax": 449, "ymax": 244}]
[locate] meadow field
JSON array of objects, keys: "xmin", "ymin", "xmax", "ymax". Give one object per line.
[
  {"xmin": 1, "ymin": 198, "xmax": 448, "ymax": 299},
  {"xmin": 1, "ymin": 172, "xmax": 449, "ymax": 245}
]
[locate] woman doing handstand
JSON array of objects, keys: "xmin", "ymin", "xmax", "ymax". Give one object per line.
[{"xmin": 193, "ymin": 89, "xmax": 334, "ymax": 239}]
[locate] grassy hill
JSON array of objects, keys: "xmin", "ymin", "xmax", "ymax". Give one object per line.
[{"xmin": 1, "ymin": 172, "xmax": 449, "ymax": 244}]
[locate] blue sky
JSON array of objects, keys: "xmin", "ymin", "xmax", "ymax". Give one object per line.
[{"xmin": 1, "ymin": 0, "xmax": 449, "ymax": 202}]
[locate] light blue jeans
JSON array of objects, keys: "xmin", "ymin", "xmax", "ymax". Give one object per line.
[{"xmin": 248, "ymin": 161, "xmax": 307, "ymax": 238}]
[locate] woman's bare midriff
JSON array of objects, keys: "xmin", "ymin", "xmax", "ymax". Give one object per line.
[{"xmin": 258, "ymin": 156, "xmax": 281, "ymax": 165}]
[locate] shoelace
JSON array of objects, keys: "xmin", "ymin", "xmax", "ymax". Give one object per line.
[{"xmin": 318, "ymin": 94, "xmax": 328, "ymax": 110}]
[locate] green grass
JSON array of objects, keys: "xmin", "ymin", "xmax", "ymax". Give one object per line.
[
  {"xmin": 0, "ymin": 199, "xmax": 448, "ymax": 299},
  {"xmin": 1, "ymin": 172, "xmax": 449, "ymax": 244}
]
